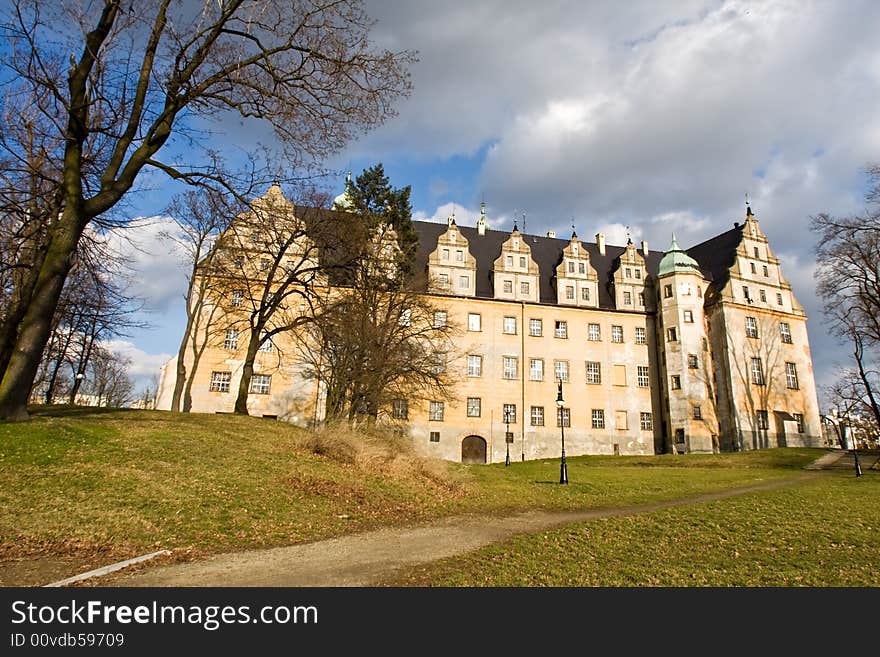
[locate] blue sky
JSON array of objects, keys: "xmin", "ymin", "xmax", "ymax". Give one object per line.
[{"xmin": 110, "ymin": 0, "xmax": 880, "ymax": 403}]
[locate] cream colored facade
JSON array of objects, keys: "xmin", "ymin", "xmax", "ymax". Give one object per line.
[{"xmin": 156, "ymin": 188, "xmax": 822, "ymax": 462}]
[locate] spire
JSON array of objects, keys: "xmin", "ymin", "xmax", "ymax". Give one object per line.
[
  {"xmin": 477, "ymin": 201, "xmax": 487, "ymax": 235},
  {"xmin": 658, "ymin": 233, "xmax": 700, "ymax": 277}
]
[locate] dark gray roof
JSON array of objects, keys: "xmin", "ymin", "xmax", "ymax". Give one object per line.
[
  {"xmin": 685, "ymin": 223, "xmax": 744, "ymax": 302},
  {"xmin": 413, "ymin": 221, "xmax": 665, "ymax": 309}
]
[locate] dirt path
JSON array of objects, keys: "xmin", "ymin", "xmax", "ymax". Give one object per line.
[{"xmin": 107, "ymin": 475, "xmax": 817, "ymax": 587}]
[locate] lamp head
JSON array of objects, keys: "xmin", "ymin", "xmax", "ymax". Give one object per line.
[{"xmin": 556, "ymin": 380, "xmax": 564, "ymax": 406}]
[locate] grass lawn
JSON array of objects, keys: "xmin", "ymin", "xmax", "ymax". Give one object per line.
[
  {"xmin": 388, "ymin": 473, "xmax": 879, "ymax": 586},
  {"xmin": 0, "ymin": 407, "xmax": 827, "ymax": 585}
]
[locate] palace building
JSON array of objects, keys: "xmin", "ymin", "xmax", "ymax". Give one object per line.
[{"xmin": 156, "ymin": 185, "xmax": 823, "ymax": 463}]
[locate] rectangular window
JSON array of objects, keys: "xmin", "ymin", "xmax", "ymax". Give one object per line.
[
  {"xmin": 759, "ymin": 289, "xmax": 767, "ymax": 302},
  {"xmin": 503, "ymin": 404, "xmax": 517, "ymax": 424},
  {"xmin": 568, "ymin": 261, "xmax": 575, "ymax": 273},
  {"xmin": 586, "ymin": 361, "xmax": 601, "ymax": 384},
  {"xmin": 763, "ymin": 264, "xmax": 769, "ymax": 277},
  {"xmin": 588, "ymin": 323, "xmax": 601, "ymax": 341},
  {"xmin": 693, "ymin": 405, "xmax": 702, "ymax": 419},
  {"xmin": 529, "ymin": 358, "xmax": 544, "ymax": 381},
  {"xmin": 503, "ymin": 280, "xmax": 513, "ymax": 294},
  {"xmin": 794, "ymin": 413, "xmax": 805, "ymax": 433},
  {"xmin": 429, "ymin": 431, "xmax": 440, "ymax": 443},
  {"xmin": 467, "ymin": 355, "xmax": 483, "ymax": 377},
  {"xmin": 429, "ymin": 401, "xmax": 444, "ymax": 421},
  {"xmin": 664, "ymin": 284, "xmax": 673, "ymax": 298},
  {"xmin": 638, "ymin": 292, "xmax": 645, "ymax": 306},
  {"xmin": 625, "ymin": 267, "xmax": 632, "ymax": 278},
  {"xmin": 615, "ymin": 410, "xmax": 628, "ymax": 430},
  {"xmin": 756, "ymin": 409, "xmax": 769, "ymax": 430},
  {"xmin": 530, "ymin": 318, "xmax": 543, "ymax": 336},
  {"xmin": 743, "ymin": 285, "xmax": 751, "ymax": 301},
  {"xmin": 438, "ymin": 273, "xmax": 449, "ymax": 287},
  {"xmin": 780, "ymin": 322, "xmax": 792, "ymax": 344},
  {"xmin": 554, "ymin": 360, "xmax": 569, "ymax": 383},
  {"xmin": 623, "ymin": 291, "xmax": 632, "ymax": 305},
  {"xmin": 258, "ymin": 333, "xmax": 273, "ymax": 352},
  {"xmin": 640, "ymin": 412, "xmax": 653, "ymax": 431},
  {"xmin": 683, "ymin": 310, "xmax": 694, "ymax": 323},
  {"xmin": 688, "ymin": 353, "xmax": 699, "ymax": 369},
  {"xmin": 250, "ymin": 374, "xmax": 271, "ymax": 395},
  {"xmin": 581, "ymin": 287, "xmax": 590, "ymax": 301},
  {"xmin": 209, "ymin": 371, "xmax": 231, "ymax": 393},
  {"xmin": 637, "ymin": 365, "xmax": 650, "ymax": 388},
  {"xmin": 566, "ymin": 285, "xmax": 575, "ymax": 300},
  {"xmin": 745, "ymin": 316, "xmax": 758, "ymax": 338},
  {"xmin": 579, "ymin": 262, "xmax": 586, "ymax": 274},
  {"xmin": 231, "ymin": 290, "xmax": 243, "ymax": 307},
  {"xmin": 555, "ymin": 320, "xmax": 568, "ymax": 339},
  {"xmin": 667, "ymin": 327, "xmax": 678, "ymax": 342},
  {"xmin": 750, "ymin": 262, "xmax": 757, "ymax": 274},
  {"xmin": 751, "ymin": 357, "xmax": 765, "ymax": 385},
  {"xmin": 611, "ymin": 325, "xmax": 624, "ymax": 343},
  {"xmin": 521, "ymin": 281, "xmax": 530, "ymax": 295},
  {"xmin": 433, "ymin": 311, "xmax": 447, "ymax": 328},
  {"xmin": 392, "ymin": 399, "xmax": 409, "ymax": 420},
  {"xmin": 530, "ymin": 406, "xmax": 544, "ymax": 426},
  {"xmin": 557, "ymin": 407, "xmax": 570, "ymax": 428},
  {"xmin": 224, "ymin": 329, "xmax": 239, "ymax": 350},
  {"xmin": 259, "ymin": 257, "xmax": 270, "ymax": 271},
  {"xmin": 635, "ymin": 327, "xmax": 646, "ymax": 345},
  {"xmin": 592, "ymin": 409, "xmax": 606, "ymax": 429},
  {"xmin": 503, "ymin": 316, "xmax": 517, "ymax": 334},
  {"xmin": 613, "ymin": 364, "xmax": 626, "ymax": 386},
  {"xmin": 467, "ymin": 397, "xmax": 481, "ymax": 417},
  {"xmin": 442, "ymin": 248, "xmax": 450, "ymax": 260},
  {"xmin": 459, "ymin": 275, "xmax": 469, "ymax": 288},
  {"xmin": 786, "ymin": 362, "xmax": 799, "ymax": 389},
  {"xmin": 635, "ymin": 269, "xmax": 641, "ymax": 279},
  {"xmin": 430, "ymin": 352, "xmax": 447, "ymax": 374},
  {"xmin": 503, "ymin": 356, "xmax": 519, "ymax": 380},
  {"xmin": 468, "ymin": 313, "xmax": 481, "ymax": 331},
  {"xmin": 671, "ymin": 375, "xmax": 681, "ymax": 390},
  {"xmin": 506, "ymin": 255, "xmax": 513, "ymax": 267},
  {"xmin": 777, "ymin": 292, "xmax": 784, "ymax": 306},
  {"xmin": 519, "ymin": 256, "xmax": 527, "ymax": 268},
  {"xmin": 456, "ymin": 249, "xmax": 464, "ymax": 262}
]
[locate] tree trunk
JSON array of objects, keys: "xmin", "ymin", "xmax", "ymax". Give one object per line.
[
  {"xmin": 170, "ymin": 318, "xmax": 192, "ymax": 412},
  {"xmin": 0, "ymin": 213, "xmax": 84, "ymax": 420},
  {"xmin": 853, "ymin": 333, "xmax": 880, "ymax": 428},
  {"xmin": 233, "ymin": 330, "xmax": 261, "ymax": 415}
]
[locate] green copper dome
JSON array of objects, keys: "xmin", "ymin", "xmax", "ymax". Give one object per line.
[
  {"xmin": 658, "ymin": 234, "xmax": 700, "ymax": 276},
  {"xmin": 332, "ymin": 172, "xmax": 355, "ymax": 210}
]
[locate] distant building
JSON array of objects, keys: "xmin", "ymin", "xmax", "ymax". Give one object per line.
[{"xmin": 156, "ymin": 186, "xmax": 822, "ymax": 462}]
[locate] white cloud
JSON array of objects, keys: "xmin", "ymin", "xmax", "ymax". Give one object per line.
[{"xmin": 102, "ymin": 339, "xmax": 173, "ymax": 385}]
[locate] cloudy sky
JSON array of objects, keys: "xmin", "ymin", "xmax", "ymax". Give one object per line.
[{"xmin": 117, "ymin": 0, "xmax": 880, "ymax": 401}]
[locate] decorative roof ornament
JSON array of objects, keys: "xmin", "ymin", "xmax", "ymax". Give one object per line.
[
  {"xmin": 477, "ymin": 201, "xmax": 487, "ymax": 235},
  {"xmin": 332, "ymin": 171, "xmax": 355, "ymax": 210},
  {"xmin": 658, "ymin": 232, "xmax": 701, "ymax": 276}
]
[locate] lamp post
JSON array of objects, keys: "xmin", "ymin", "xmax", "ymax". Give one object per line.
[
  {"xmin": 823, "ymin": 408, "xmax": 862, "ymax": 478},
  {"xmin": 503, "ymin": 407, "xmax": 512, "ymax": 467},
  {"xmin": 556, "ymin": 379, "xmax": 568, "ymax": 484}
]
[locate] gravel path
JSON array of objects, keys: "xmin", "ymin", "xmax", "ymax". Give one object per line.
[{"xmin": 108, "ymin": 475, "xmax": 817, "ymax": 587}]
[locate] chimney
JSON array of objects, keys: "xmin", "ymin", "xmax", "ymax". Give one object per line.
[
  {"xmin": 546, "ymin": 230, "xmax": 557, "ymax": 239},
  {"xmin": 641, "ymin": 240, "xmax": 648, "ymax": 255},
  {"xmin": 596, "ymin": 232, "xmax": 606, "ymax": 256}
]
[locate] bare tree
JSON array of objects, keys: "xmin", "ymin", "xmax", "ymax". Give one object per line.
[
  {"xmin": 812, "ymin": 165, "xmax": 880, "ymax": 429},
  {"xmin": 84, "ymin": 345, "xmax": 134, "ymax": 408},
  {"xmin": 162, "ymin": 189, "xmax": 238, "ymax": 412},
  {"xmin": 0, "ymin": 0, "xmax": 415, "ymax": 420}
]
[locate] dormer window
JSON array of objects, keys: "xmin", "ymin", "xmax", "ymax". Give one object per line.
[
  {"xmin": 519, "ymin": 256, "xmax": 526, "ymax": 268},
  {"xmin": 506, "ymin": 255, "xmax": 513, "ymax": 267},
  {"xmin": 626, "ymin": 267, "xmax": 632, "ymax": 278},
  {"xmin": 753, "ymin": 247, "xmax": 759, "ymax": 258},
  {"xmin": 635, "ymin": 269, "xmax": 641, "ymax": 279},
  {"xmin": 442, "ymin": 248, "xmax": 449, "ymax": 261},
  {"xmin": 568, "ymin": 261, "xmax": 575, "ymax": 273},
  {"xmin": 579, "ymin": 262, "xmax": 585, "ymax": 274},
  {"xmin": 456, "ymin": 249, "xmax": 463, "ymax": 262}
]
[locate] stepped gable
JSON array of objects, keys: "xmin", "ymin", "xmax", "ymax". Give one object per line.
[{"xmin": 413, "ymin": 220, "xmax": 664, "ymax": 309}]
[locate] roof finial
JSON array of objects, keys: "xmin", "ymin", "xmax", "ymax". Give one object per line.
[
  {"xmin": 745, "ymin": 191, "xmax": 753, "ymax": 217},
  {"xmin": 670, "ymin": 232, "xmax": 680, "ymax": 251},
  {"xmin": 626, "ymin": 225, "xmax": 632, "ymax": 245}
]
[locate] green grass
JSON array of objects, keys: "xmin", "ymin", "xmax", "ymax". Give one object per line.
[
  {"xmin": 388, "ymin": 474, "xmax": 880, "ymax": 586},
  {"xmin": 0, "ymin": 407, "xmax": 828, "ymax": 585}
]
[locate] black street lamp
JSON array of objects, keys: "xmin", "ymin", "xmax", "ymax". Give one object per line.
[
  {"xmin": 503, "ymin": 407, "xmax": 512, "ymax": 467},
  {"xmin": 556, "ymin": 379, "xmax": 568, "ymax": 484}
]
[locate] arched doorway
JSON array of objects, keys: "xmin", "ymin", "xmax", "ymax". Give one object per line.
[{"xmin": 461, "ymin": 435, "xmax": 487, "ymax": 464}]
